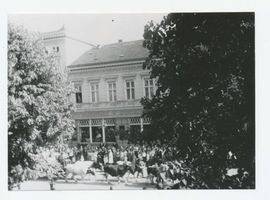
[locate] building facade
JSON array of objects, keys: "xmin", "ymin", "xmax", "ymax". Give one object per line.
[{"xmin": 67, "ymin": 40, "xmax": 154, "ymax": 145}]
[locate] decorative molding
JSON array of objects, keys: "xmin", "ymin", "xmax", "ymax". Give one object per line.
[
  {"xmin": 140, "ymin": 71, "xmax": 151, "ymax": 78},
  {"xmin": 68, "ymin": 60, "xmax": 145, "ymax": 72},
  {"xmin": 87, "ymin": 77, "xmax": 101, "ymax": 82},
  {"xmin": 122, "ymin": 74, "xmax": 136, "ymax": 80},
  {"xmin": 68, "ymin": 64, "xmax": 148, "ymax": 78},
  {"xmin": 103, "ymin": 75, "xmax": 118, "ymax": 81}
]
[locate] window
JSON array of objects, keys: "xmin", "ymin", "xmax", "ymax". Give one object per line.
[
  {"xmin": 92, "ymin": 127, "xmax": 102, "ymax": 142},
  {"xmin": 52, "ymin": 46, "xmax": 59, "ymax": 53},
  {"xmin": 108, "ymin": 82, "xmax": 117, "ymax": 102},
  {"xmin": 144, "ymin": 79, "xmax": 154, "ymax": 99},
  {"xmin": 75, "ymin": 85, "xmax": 82, "ymax": 103},
  {"xmin": 80, "ymin": 127, "xmax": 90, "ymax": 142},
  {"xmin": 90, "ymin": 83, "xmax": 99, "ymax": 103},
  {"xmin": 126, "ymin": 80, "xmax": 135, "ymax": 100},
  {"xmin": 105, "ymin": 126, "xmax": 116, "ymax": 142}
]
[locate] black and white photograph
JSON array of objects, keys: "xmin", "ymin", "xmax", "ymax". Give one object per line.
[
  {"xmin": 6, "ymin": 12, "xmax": 256, "ymax": 191},
  {"xmin": 2, "ymin": 0, "xmax": 270, "ymax": 199}
]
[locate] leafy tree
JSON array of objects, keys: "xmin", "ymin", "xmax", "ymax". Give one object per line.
[
  {"xmin": 142, "ymin": 13, "xmax": 254, "ymax": 188},
  {"xmin": 8, "ymin": 24, "xmax": 75, "ymax": 189}
]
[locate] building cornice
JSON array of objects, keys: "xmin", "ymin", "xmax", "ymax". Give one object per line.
[{"xmin": 68, "ymin": 59, "xmax": 146, "ymax": 72}]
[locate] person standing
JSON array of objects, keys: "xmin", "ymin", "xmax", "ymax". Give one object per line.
[
  {"xmin": 75, "ymin": 146, "xmax": 80, "ymax": 161},
  {"xmin": 93, "ymin": 147, "xmax": 98, "ymax": 162},
  {"xmin": 123, "ymin": 149, "xmax": 128, "ymax": 163},
  {"xmin": 142, "ymin": 148, "xmax": 147, "ymax": 163},
  {"xmin": 80, "ymin": 145, "xmax": 84, "ymax": 161},
  {"xmin": 120, "ymin": 148, "xmax": 125, "ymax": 161},
  {"xmin": 127, "ymin": 147, "xmax": 133, "ymax": 162},
  {"xmin": 108, "ymin": 148, "xmax": 114, "ymax": 164},
  {"xmin": 115, "ymin": 149, "xmax": 121, "ymax": 163},
  {"xmin": 97, "ymin": 148, "xmax": 104, "ymax": 164},
  {"xmin": 83, "ymin": 146, "xmax": 88, "ymax": 161},
  {"xmin": 103, "ymin": 148, "xmax": 109, "ymax": 164},
  {"xmin": 67, "ymin": 147, "xmax": 73, "ymax": 163}
]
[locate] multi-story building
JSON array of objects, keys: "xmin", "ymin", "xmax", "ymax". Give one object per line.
[
  {"xmin": 67, "ymin": 39, "xmax": 155, "ymax": 145},
  {"xmin": 41, "ymin": 26, "xmax": 91, "ymax": 75}
]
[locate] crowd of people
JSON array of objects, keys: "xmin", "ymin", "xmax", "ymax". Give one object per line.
[
  {"xmin": 30, "ymin": 142, "xmax": 190, "ymax": 189},
  {"xmin": 52, "ymin": 142, "xmax": 179, "ymax": 167}
]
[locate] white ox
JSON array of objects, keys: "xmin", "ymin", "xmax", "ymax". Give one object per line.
[{"xmin": 65, "ymin": 161, "xmax": 94, "ymax": 182}]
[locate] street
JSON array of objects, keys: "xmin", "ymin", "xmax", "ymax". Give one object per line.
[{"xmin": 17, "ymin": 171, "xmax": 157, "ymax": 190}]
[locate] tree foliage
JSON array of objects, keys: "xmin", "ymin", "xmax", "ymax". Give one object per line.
[
  {"xmin": 8, "ymin": 24, "xmax": 75, "ymax": 189},
  {"xmin": 142, "ymin": 13, "xmax": 255, "ymax": 188}
]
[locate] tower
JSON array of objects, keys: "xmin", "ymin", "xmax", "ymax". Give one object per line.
[{"xmin": 41, "ymin": 26, "xmax": 66, "ymax": 75}]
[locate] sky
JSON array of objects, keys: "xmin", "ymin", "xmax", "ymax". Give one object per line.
[{"xmin": 8, "ymin": 14, "xmax": 166, "ymax": 64}]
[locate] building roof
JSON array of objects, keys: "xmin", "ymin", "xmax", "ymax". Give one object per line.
[
  {"xmin": 68, "ymin": 40, "xmax": 149, "ymax": 68},
  {"xmin": 41, "ymin": 26, "xmax": 65, "ymax": 40}
]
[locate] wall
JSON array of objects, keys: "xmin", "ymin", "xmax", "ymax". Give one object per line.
[
  {"xmin": 42, "ymin": 37, "xmax": 66, "ymax": 74},
  {"xmin": 68, "ymin": 61, "xmax": 152, "ymax": 106}
]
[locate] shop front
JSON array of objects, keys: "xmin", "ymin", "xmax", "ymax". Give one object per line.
[{"xmin": 74, "ymin": 117, "xmax": 150, "ymax": 145}]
